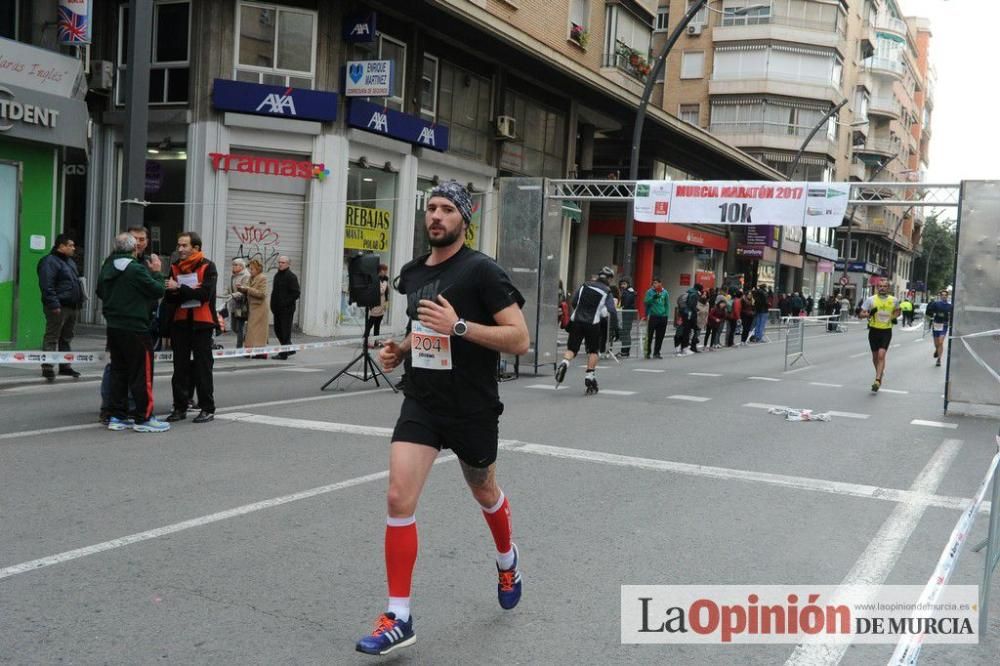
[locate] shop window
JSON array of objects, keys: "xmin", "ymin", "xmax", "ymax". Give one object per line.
[
  {"xmin": 420, "ymin": 54, "xmax": 438, "ymax": 121},
  {"xmin": 234, "ymin": 2, "xmax": 316, "ymax": 88},
  {"xmin": 500, "ymin": 90, "xmax": 565, "ymax": 178},
  {"xmin": 117, "ymin": 1, "xmax": 191, "ymax": 105},
  {"xmin": 342, "ymin": 161, "xmax": 397, "ymax": 326},
  {"xmin": 436, "ymin": 62, "xmax": 492, "ymax": 161}
]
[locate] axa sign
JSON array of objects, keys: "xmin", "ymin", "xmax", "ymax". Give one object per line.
[
  {"xmin": 211, "ymin": 79, "xmax": 337, "ymax": 123},
  {"xmin": 344, "ymin": 11, "xmax": 377, "ymax": 42},
  {"xmin": 348, "ymin": 99, "xmax": 449, "ymax": 152}
]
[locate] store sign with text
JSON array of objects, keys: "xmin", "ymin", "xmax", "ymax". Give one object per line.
[
  {"xmin": 634, "ymin": 182, "xmax": 850, "ymax": 228},
  {"xmin": 212, "ymin": 79, "xmax": 338, "ymax": 122},
  {"xmin": 344, "ymin": 60, "xmax": 392, "ymax": 97},
  {"xmin": 347, "ymin": 99, "xmax": 449, "ymax": 151},
  {"xmin": 208, "ymin": 153, "xmax": 329, "ymax": 181},
  {"xmin": 736, "ymin": 245, "xmax": 765, "ymax": 259},
  {"xmin": 345, "ymin": 205, "xmax": 391, "ymax": 252},
  {"xmin": 0, "ymin": 37, "xmax": 85, "ymax": 98}
]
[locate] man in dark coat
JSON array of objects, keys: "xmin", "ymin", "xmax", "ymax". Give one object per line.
[
  {"xmin": 270, "ymin": 256, "xmax": 301, "ymax": 359},
  {"xmin": 36, "ymin": 234, "xmax": 84, "ymax": 380}
]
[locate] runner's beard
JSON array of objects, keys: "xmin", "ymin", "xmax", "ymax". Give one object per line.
[{"xmin": 427, "ymin": 224, "xmax": 465, "ymax": 247}]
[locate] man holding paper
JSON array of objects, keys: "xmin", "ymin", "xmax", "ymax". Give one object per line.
[{"xmin": 163, "ymin": 231, "xmax": 219, "ymax": 424}]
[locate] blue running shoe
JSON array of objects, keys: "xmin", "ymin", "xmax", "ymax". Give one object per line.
[
  {"xmin": 133, "ymin": 418, "xmax": 170, "ymax": 433},
  {"xmin": 107, "ymin": 417, "xmax": 135, "ymax": 431},
  {"xmin": 497, "ymin": 543, "xmax": 522, "ymax": 609},
  {"xmin": 355, "ymin": 613, "xmax": 415, "ymax": 656}
]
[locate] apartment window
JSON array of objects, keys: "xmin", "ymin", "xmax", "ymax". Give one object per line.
[
  {"xmin": 655, "ymin": 6, "xmax": 669, "ymax": 32},
  {"xmin": 721, "ymin": 0, "xmax": 771, "ymax": 26},
  {"xmin": 117, "ymin": 1, "xmax": 191, "ymax": 105},
  {"xmin": 713, "ymin": 46, "xmax": 840, "ymax": 87},
  {"xmin": 679, "ymin": 104, "xmax": 700, "ymax": 125},
  {"xmin": 420, "ymin": 54, "xmax": 439, "ymax": 120},
  {"xmin": 837, "ymin": 238, "xmax": 859, "ymax": 260},
  {"xmin": 235, "ymin": 2, "xmax": 316, "ymax": 88},
  {"xmin": 772, "ymin": 0, "xmax": 844, "ymax": 34},
  {"xmin": 604, "ymin": 3, "xmax": 652, "ymax": 79},
  {"xmin": 680, "ymin": 51, "xmax": 704, "ymax": 79},
  {"xmin": 853, "ymin": 87, "xmax": 869, "ymax": 120},
  {"xmin": 569, "ymin": 0, "xmax": 590, "ymax": 44},
  {"xmin": 437, "ymin": 61, "xmax": 492, "ymax": 161},
  {"xmin": 687, "ymin": 0, "xmax": 708, "ymax": 26},
  {"xmin": 502, "ymin": 91, "xmax": 566, "ymax": 178}
]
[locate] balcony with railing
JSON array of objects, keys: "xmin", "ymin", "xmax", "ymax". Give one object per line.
[
  {"xmin": 864, "ymin": 56, "xmax": 904, "ymax": 79},
  {"xmin": 876, "ymin": 15, "xmax": 908, "ymax": 38},
  {"xmin": 602, "ymin": 40, "xmax": 650, "ymax": 84},
  {"xmin": 868, "ymin": 95, "xmax": 901, "ymax": 119},
  {"xmin": 849, "ymin": 157, "xmax": 867, "ymax": 180},
  {"xmin": 854, "ymin": 136, "xmax": 897, "ymax": 158},
  {"xmin": 709, "ymin": 72, "xmax": 844, "ymax": 105},
  {"xmin": 708, "ymin": 121, "xmax": 837, "ymax": 158},
  {"xmin": 713, "ymin": 12, "xmax": 847, "ymax": 52}
]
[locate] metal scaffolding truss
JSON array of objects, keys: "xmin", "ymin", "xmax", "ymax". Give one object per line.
[{"xmin": 548, "ymin": 179, "xmax": 961, "ymax": 208}]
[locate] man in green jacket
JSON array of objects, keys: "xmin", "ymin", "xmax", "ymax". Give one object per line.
[
  {"xmin": 96, "ymin": 232, "xmax": 169, "ymax": 433},
  {"xmin": 643, "ymin": 277, "xmax": 670, "ymax": 359}
]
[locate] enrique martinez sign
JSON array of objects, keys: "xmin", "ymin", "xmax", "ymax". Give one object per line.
[
  {"xmin": 347, "ymin": 99, "xmax": 449, "ymax": 152},
  {"xmin": 209, "ymin": 152, "xmax": 329, "ymax": 181},
  {"xmin": 634, "ymin": 181, "xmax": 850, "ymax": 228},
  {"xmin": 211, "ymin": 79, "xmax": 338, "ymax": 122}
]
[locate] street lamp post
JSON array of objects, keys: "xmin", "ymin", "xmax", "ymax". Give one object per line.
[
  {"xmin": 772, "ymin": 99, "xmax": 847, "ymax": 294},
  {"xmin": 121, "ymin": 0, "xmax": 154, "ymax": 232},
  {"xmin": 621, "ymin": 0, "xmax": 710, "ymax": 283}
]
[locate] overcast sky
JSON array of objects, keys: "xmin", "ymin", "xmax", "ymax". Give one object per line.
[{"xmin": 902, "ymin": 0, "xmax": 997, "ymax": 184}]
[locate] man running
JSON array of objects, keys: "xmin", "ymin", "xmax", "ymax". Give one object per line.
[
  {"xmin": 859, "ymin": 280, "xmax": 901, "ymax": 392},
  {"xmin": 357, "ymin": 182, "xmax": 528, "ymax": 656},
  {"xmin": 555, "ymin": 267, "xmax": 618, "ymax": 394},
  {"xmin": 925, "ymin": 289, "xmax": 953, "ymax": 367}
]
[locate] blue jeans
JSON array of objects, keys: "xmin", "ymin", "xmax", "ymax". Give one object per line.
[{"xmin": 753, "ymin": 313, "xmax": 768, "ymax": 341}]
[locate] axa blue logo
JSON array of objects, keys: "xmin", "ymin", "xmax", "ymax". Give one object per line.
[
  {"xmin": 348, "ymin": 63, "xmax": 365, "ymax": 84},
  {"xmin": 256, "ymin": 88, "xmax": 297, "ymax": 116}
]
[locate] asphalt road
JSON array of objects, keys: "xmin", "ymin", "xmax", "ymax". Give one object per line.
[{"xmin": 1, "ymin": 323, "xmax": 998, "ymax": 665}]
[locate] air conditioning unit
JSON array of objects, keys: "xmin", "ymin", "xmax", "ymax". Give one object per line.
[
  {"xmin": 495, "ymin": 115, "xmax": 517, "ymax": 140},
  {"xmin": 687, "ymin": 24, "xmax": 703, "ymax": 36},
  {"xmin": 88, "ymin": 60, "xmax": 114, "ymax": 91}
]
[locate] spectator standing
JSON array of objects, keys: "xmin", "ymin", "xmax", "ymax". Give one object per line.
[
  {"xmin": 726, "ymin": 290, "xmax": 742, "ymax": 347},
  {"xmin": 900, "ymin": 297, "xmax": 914, "ymax": 327},
  {"xmin": 37, "ymin": 234, "xmax": 84, "ymax": 380},
  {"xmin": 692, "ymin": 294, "xmax": 709, "ymax": 353},
  {"xmin": 752, "ymin": 286, "xmax": 770, "ymax": 342},
  {"xmin": 618, "ymin": 278, "xmax": 637, "ymax": 357},
  {"xmin": 365, "ymin": 264, "xmax": 390, "ymax": 345},
  {"xmin": 681, "ymin": 283, "xmax": 704, "ymax": 352},
  {"xmin": 270, "ymin": 256, "xmax": 301, "ymax": 359},
  {"xmin": 163, "ymin": 232, "xmax": 218, "ymax": 424},
  {"xmin": 226, "ymin": 259, "xmax": 250, "ymax": 348},
  {"xmin": 706, "ymin": 299, "xmax": 726, "ymax": 349},
  {"xmin": 739, "ymin": 291, "xmax": 755, "ymax": 345},
  {"xmin": 240, "ymin": 259, "xmax": 269, "ymax": 351},
  {"xmin": 642, "ymin": 277, "xmax": 669, "ymax": 359},
  {"xmin": 96, "ymin": 233, "xmax": 169, "ymax": 432}
]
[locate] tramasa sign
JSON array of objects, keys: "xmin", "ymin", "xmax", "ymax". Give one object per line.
[{"xmin": 209, "ymin": 153, "xmax": 330, "ymax": 181}]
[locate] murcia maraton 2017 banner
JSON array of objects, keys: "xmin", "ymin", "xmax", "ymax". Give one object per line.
[{"xmin": 633, "ymin": 181, "xmax": 850, "ymax": 228}]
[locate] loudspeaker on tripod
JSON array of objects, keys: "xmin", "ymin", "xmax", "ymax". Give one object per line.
[{"xmin": 348, "ymin": 253, "xmax": 381, "ymax": 308}]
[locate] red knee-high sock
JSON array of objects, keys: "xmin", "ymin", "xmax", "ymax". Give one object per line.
[
  {"xmin": 385, "ymin": 516, "xmax": 418, "ymax": 598},
  {"xmin": 482, "ymin": 491, "xmax": 512, "ymax": 554}
]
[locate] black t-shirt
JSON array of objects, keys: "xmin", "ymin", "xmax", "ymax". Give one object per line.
[{"xmin": 396, "ymin": 246, "xmax": 525, "ymax": 416}]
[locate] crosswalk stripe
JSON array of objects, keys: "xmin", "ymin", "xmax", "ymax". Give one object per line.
[
  {"xmin": 633, "ymin": 368, "xmax": 665, "ymax": 373},
  {"xmin": 911, "ymin": 419, "xmax": 958, "ymax": 429},
  {"xmin": 809, "ymin": 382, "xmax": 843, "ymax": 388},
  {"xmin": 667, "ymin": 395, "xmax": 711, "ymax": 402},
  {"xmin": 748, "ymin": 376, "xmax": 781, "ymax": 382},
  {"xmin": 688, "ymin": 372, "xmax": 722, "ymax": 377}
]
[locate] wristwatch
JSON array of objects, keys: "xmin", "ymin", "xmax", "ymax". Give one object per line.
[{"xmin": 452, "ymin": 318, "xmax": 468, "ymax": 337}]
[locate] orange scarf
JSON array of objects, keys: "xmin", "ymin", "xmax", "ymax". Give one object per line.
[{"xmin": 176, "ymin": 250, "xmax": 205, "ymax": 274}]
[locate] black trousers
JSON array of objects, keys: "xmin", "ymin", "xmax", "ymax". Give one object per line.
[
  {"xmin": 272, "ymin": 307, "xmax": 295, "ymax": 346},
  {"xmin": 646, "ymin": 315, "xmax": 668, "ymax": 356},
  {"xmin": 107, "ymin": 327, "xmax": 155, "ymax": 422},
  {"xmin": 619, "ymin": 312, "xmax": 634, "ymax": 353},
  {"xmin": 171, "ymin": 325, "xmax": 215, "ymax": 413},
  {"xmin": 364, "ymin": 314, "xmax": 384, "ymax": 339}
]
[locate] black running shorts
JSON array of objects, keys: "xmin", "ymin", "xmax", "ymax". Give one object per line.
[
  {"xmin": 566, "ymin": 321, "xmax": 601, "ymax": 355},
  {"xmin": 392, "ymin": 397, "xmax": 501, "ymax": 468},
  {"xmin": 868, "ymin": 327, "xmax": 893, "ymax": 351}
]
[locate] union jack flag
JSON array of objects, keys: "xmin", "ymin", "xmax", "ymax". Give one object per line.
[{"xmin": 58, "ymin": 5, "xmax": 91, "ymax": 45}]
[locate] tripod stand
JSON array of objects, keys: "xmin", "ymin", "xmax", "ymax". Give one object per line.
[{"xmin": 321, "ymin": 307, "xmax": 399, "ymax": 392}]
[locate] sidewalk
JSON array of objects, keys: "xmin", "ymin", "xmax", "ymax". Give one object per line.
[{"xmin": 0, "ymin": 324, "xmax": 377, "ymax": 388}]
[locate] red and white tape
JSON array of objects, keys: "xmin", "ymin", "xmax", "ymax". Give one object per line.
[
  {"xmin": 0, "ymin": 339, "xmax": 361, "ymax": 365},
  {"xmin": 888, "ymin": 436, "xmax": 1000, "ymax": 665}
]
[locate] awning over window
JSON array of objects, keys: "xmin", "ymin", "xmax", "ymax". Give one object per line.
[{"xmin": 561, "ymin": 200, "xmax": 582, "ymax": 222}]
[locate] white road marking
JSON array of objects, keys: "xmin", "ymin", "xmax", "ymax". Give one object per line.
[
  {"xmin": 0, "ymin": 455, "xmax": 459, "ymax": 581},
  {"xmin": 577, "ymin": 365, "xmax": 609, "ymax": 369},
  {"xmin": 827, "ymin": 410, "xmax": 871, "ymax": 420},
  {"xmin": 810, "ymin": 382, "xmax": 843, "ymax": 388},
  {"xmin": 784, "ymin": 439, "xmax": 963, "ymax": 666},
  {"xmin": 633, "ymin": 369, "xmax": 665, "ymax": 373},
  {"xmin": 914, "ymin": 338, "xmax": 925, "ymax": 343},
  {"xmin": 279, "ymin": 367, "xmax": 324, "ymax": 373},
  {"xmin": 0, "ymin": 423, "xmax": 102, "ymax": 441},
  {"xmin": 748, "ymin": 376, "xmax": 781, "ymax": 382},
  {"xmin": 911, "ymin": 419, "xmax": 958, "ymax": 429},
  {"xmin": 525, "ymin": 384, "xmax": 567, "ymax": 391},
  {"xmin": 688, "ymin": 372, "xmax": 722, "ymax": 377},
  {"xmin": 667, "ymin": 395, "xmax": 712, "ymax": 402},
  {"xmin": 849, "ymin": 351, "xmax": 870, "ymax": 358},
  {"xmin": 892, "ymin": 344, "xmax": 902, "ymax": 348},
  {"xmin": 783, "ymin": 365, "xmax": 815, "ymax": 375},
  {"xmin": 217, "ymin": 412, "xmax": 394, "ymax": 437},
  {"xmin": 743, "ymin": 402, "xmax": 786, "ymax": 410},
  {"xmin": 599, "ymin": 390, "xmax": 637, "ymax": 396},
  {"xmin": 879, "ymin": 388, "xmax": 909, "ymax": 394}
]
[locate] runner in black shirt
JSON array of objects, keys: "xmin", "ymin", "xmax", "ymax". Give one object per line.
[{"xmin": 356, "ymin": 181, "xmax": 529, "ymax": 656}]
